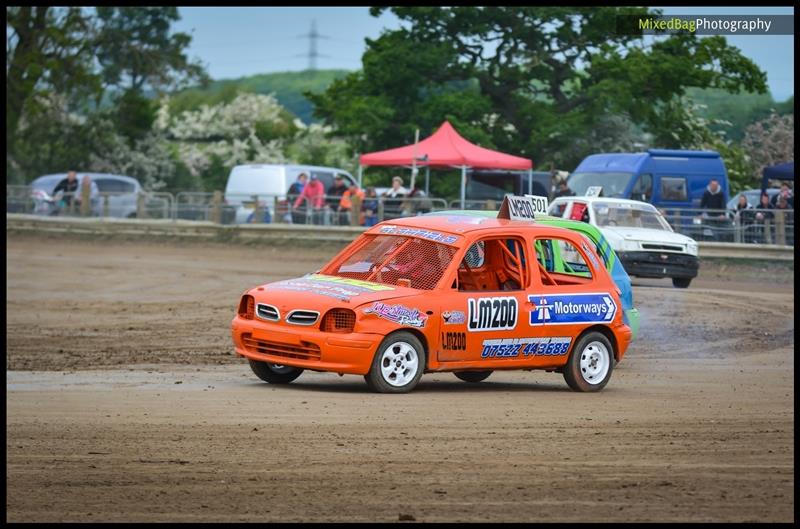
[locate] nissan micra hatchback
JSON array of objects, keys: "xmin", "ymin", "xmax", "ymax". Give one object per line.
[{"xmin": 231, "ymin": 209, "xmax": 632, "ymax": 393}]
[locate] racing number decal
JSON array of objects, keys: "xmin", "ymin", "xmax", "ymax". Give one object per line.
[
  {"xmin": 441, "ymin": 332, "xmax": 466, "ymax": 351},
  {"xmin": 467, "ymin": 297, "xmax": 518, "ymax": 332}
]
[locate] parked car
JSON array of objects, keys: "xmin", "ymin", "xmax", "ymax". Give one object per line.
[
  {"xmin": 232, "ymin": 209, "xmax": 632, "ymax": 393},
  {"xmin": 548, "ymin": 196, "xmax": 699, "ymax": 288},
  {"xmin": 223, "ymin": 164, "xmax": 356, "ymax": 224},
  {"xmin": 29, "ymin": 173, "xmax": 141, "ymax": 218},
  {"xmin": 567, "ymin": 149, "xmax": 729, "ymax": 213}
]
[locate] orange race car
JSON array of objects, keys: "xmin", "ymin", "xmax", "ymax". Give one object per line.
[{"xmin": 231, "ymin": 199, "xmax": 632, "ymax": 393}]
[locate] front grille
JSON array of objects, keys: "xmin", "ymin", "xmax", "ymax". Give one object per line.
[
  {"xmin": 322, "ymin": 309, "xmax": 356, "ymax": 333},
  {"xmin": 242, "ymin": 333, "xmax": 321, "ymax": 361},
  {"xmin": 256, "ymin": 303, "xmax": 280, "ymax": 321},
  {"xmin": 641, "ymin": 243, "xmax": 684, "ymax": 252},
  {"xmin": 286, "ymin": 310, "xmax": 319, "ymax": 326}
]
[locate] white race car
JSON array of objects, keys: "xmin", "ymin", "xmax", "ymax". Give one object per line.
[{"xmin": 548, "ymin": 196, "xmax": 699, "ymax": 288}]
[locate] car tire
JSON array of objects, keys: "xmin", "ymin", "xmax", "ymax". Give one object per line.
[
  {"xmin": 563, "ymin": 331, "xmax": 615, "ymax": 392},
  {"xmin": 365, "ymin": 331, "xmax": 425, "ymax": 394},
  {"xmin": 672, "ymin": 277, "xmax": 692, "ymax": 288},
  {"xmin": 454, "ymin": 370, "xmax": 493, "ymax": 383},
  {"xmin": 249, "ymin": 359, "xmax": 304, "ymax": 384}
]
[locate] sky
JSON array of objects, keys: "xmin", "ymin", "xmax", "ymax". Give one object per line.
[{"xmin": 173, "ymin": 6, "xmax": 794, "ymax": 101}]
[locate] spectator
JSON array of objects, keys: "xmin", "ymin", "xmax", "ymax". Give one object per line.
[
  {"xmin": 770, "ymin": 183, "xmax": 794, "ymax": 209},
  {"xmin": 327, "ymin": 175, "xmax": 349, "ymax": 225},
  {"xmin": 52, "ymin": 171, "xmax": 79, "ymax": 212},
  {"xmin": 731, "ymin": 194, "xmax": 754, "ymax": 242},
  {"xmin": 699, "ymin": 178, "xmax": 727, "ymax": 236},
  {"xmin": 286, "ymin": 172, "xmax": 308, "ymax": 222},
  {"xmin": 339, "ymin": 182, "xmax": 365, "ymax": 225},
  {"xmin": 382, "ymin": 176, "xmax": 408, "ymax": 219},
  {"xmin": 294, "ymin": 173, "xmax": 325, "ymax": 224},
  {"xmin": 752, "ymin": 192, "xmax": 775, "ymax": 244},
  {"xmin": 401, "ymin": 187, "xmax": 433, "ymax": 216},
  {"xmin": 80, "ymin": 174, "xmax": 100, "ymax": 215},
  {"xmin": 554, "ymin": 180, "xmax": 575, "ymax": 198},
  {"xmin": 700, "ymin": 178, "xmax": 726, "ymax": 212},
  {"xmin": 363, "ymin": 187, "xmax": 379, "ymax": 227},
  {"xmin": 773, "ymin": 194, "xmax": 794, "ymax": 245}
]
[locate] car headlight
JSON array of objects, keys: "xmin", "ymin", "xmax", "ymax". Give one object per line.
[{"xmin": 617, "ymin": 239, "xmax": 640, "ymax": 252}]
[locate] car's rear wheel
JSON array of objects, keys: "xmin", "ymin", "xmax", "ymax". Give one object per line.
[
  {"xmin": 563, "ymin": 332, "xmax": 615, "ymax": 392},
  {"xmin": 249, "ymin": 359, "xmax": 303, "ymax": 384},
  {"xmin": 672, "ymin": 277, "xmax": 692, "ymax": 288},
  {"xmin": 454, "ymin": 370, "xmax": 493, "ymax": 383},
  {"xmin": 365, "ymin": 331, "xmax": 425, "ymax": 393}
]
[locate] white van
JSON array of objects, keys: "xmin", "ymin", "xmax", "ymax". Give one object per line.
[{"xmin": 224, "ymin": 164, "xmax": 356, "ymax": 224}]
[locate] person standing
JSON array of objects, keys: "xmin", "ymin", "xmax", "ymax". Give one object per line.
[
  {"xmin": 382, "ymin": 176, "xmax": 408, "ymax": 219},
  {"xmin": 286, "ymin": 172, "xmax": 308, "ymax": 223},
  {"xmin": 294, "ymin": 174, "xmax": 325, "ymax": 224},
  {"xmin": 326, "ymin": 175, "xmax": 349, "ymax": 225}
]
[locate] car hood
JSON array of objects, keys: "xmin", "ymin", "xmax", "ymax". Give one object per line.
[
  {"xmin": 249, "ymin": 273, "xmax": 419, "ymax": 312},
  {"xmin": 600, "ymin": 226, "xmax": 695, "ymax": 245}
]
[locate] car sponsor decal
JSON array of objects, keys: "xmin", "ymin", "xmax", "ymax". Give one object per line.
[
  {"xmin": 528, "ymin": 293, "xmax": 617, "ymax": 326},
  {"xmin": 467, "ymin": 297, "xmax": 518, "ymax": 332},
  {"xmin": 481, "ymin": 337, "xmax": 572, "ymax": 358},
  {"xmin": 269, "ymin": 279, "xmax": 363, "ymax": 301},
  {"xmin": 378, "ymin": 225, "xmax": 459, "ymax": 245},
  {"xmin": 307, "ymin": 274, "xmax": 395, "ymax": 291},
  {"xmin": 441, "ymin": 331, "xmax": 466, "ymax": 351},
  {"xmin": 363, "ymin": 302, "xmax": 428, "ymax": 328},
  {"xmin": 442, "ymin": 310, "xmax": 466, "ymax": 325}
]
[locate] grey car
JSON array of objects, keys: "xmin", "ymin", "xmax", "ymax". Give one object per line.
[{"xmin": 30, "ymin": 173, "xmax": 142, "ymax": 218}]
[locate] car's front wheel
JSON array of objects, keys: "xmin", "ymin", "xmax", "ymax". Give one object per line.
[
  {"xmin": 365, "ymin": 331, "xmax": 425, "ymax": 393},
  {"xmin": 563, "ymin": 332, "xmax": 615, "ymax": 392},
  {"xmin": 454, "ymin": 370, "xmax": 493, "ymax": 383},
  {"xmin": 672, "ymin": 277, "xmax": 692, "ymax": 288},
  {"xmin": 249, "ymin": 360, "xmax": 304, "ymax": 384}
]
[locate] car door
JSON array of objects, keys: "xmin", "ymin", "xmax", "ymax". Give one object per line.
[
  {"xmin": 437, "ymin": 236, "xmax": 530, "ymax": 363},
  {"xmin": 526, "ymin": 233, "xmax": 617, "ymax": 366}
]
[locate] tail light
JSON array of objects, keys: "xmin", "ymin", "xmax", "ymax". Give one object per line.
[
  {"xmin": 321, "ymin": 309, "xmax": 356, "ymax": 333},
  {"xmin": 238, "ymin": 295, "xmax": 254, "ymax": 319}
]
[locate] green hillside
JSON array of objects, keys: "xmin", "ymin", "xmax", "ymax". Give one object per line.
[
  {"xmin": 686, "ymin": 87, "xmax": 793, "ymax": 141},
  {"xmin": 170, "ymin": 69, "xmax": 350, "ymax": 124}
]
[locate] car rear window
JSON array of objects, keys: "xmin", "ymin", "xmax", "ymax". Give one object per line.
[{"xmin": 323, "ymin": 235, "xmax": 458, "ymax": 290}]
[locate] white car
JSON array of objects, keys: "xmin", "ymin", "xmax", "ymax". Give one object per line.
[{"xmin": 548, "ymin": 196, "xmax": 699, "ymax": 288}]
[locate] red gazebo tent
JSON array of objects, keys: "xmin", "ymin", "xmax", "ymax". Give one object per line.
[{"xmin": 358, "ymin": 121, "xmax": 533, "ymax": 208}]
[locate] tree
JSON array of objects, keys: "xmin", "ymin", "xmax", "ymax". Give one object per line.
[
  {"xmin": 6, "ymin": 7, "xmax": 101, "ymax": 166},
  {"xmin": 94, "ymin": 7, "xmax": 208, "ymax": 95},
  {"xmin": 309, "ymin": 7, "xmax": 768, "ymax": 174},
  {"xmin": 742, "ymin": 113, "xmax": 795, "ymax": 185}
]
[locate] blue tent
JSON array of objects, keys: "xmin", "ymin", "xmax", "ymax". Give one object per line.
[{"xmin": 761, "ymin": 161, "xmax": 794, "ymax": 191}]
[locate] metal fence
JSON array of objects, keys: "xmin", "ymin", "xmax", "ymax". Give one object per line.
[{"xmin": 7, "ymin": 185, "xmax": 794, "ymax": 246}]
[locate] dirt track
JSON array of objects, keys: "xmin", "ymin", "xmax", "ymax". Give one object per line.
[{"xmin": 6, "ymin": 233, "xmax": 795, "ymax": 522}]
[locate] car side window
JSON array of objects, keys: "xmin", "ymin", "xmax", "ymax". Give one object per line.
[
  {"xmin": 533, "ymin": 237, "xmax": 593, "ymax": 286},
  {"xmin": 456, "ymin": 238, "xmax": 527, "ymax": 292},
  {"xmin": 660, "ymin": 176, "xmax": 688, "ymax": 201}
]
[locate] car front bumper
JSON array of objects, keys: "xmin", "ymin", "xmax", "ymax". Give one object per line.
[
  {"xmin": 618, "ymin": 251, "xmax": 699, "ymax": 279},
  {"xmin": 231, "ymin": 316, "xmax": 382, "ymax": 375}
]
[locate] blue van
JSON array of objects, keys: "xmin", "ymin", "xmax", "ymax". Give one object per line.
[{"xmin": 566, "ymin": 149, "xmax": 729, "ymax": 209}]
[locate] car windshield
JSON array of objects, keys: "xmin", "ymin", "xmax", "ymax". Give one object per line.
[
  {"xmin": 567, "ymin": 172, "xmax": 633, "ymax": 197},
  {"xmin": 322, "ymin": 234, "xmax": 458, "ymax": 290},
  {"xmin": 593, "ymin": 202, "xmax": 672, "ymax": 231}
]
